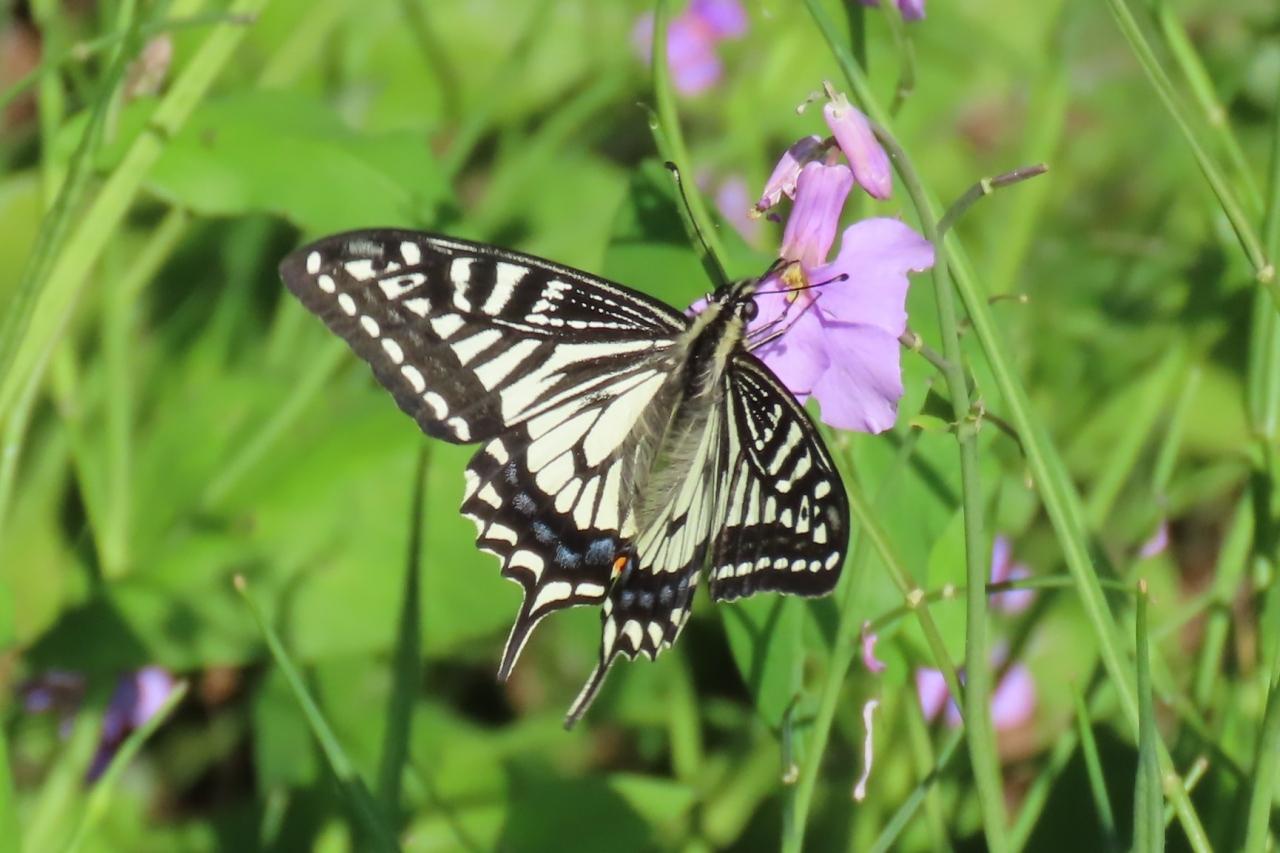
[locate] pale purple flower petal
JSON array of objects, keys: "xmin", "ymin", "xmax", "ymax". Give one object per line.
[
  {"xmin": 810, "ymin": 218, "xmax": 933, "ymax": 336},
  {"xmin": 861, "ymin": 622, "xmax": 886, "ymax": 674},
  {"xmin": 755, "ymin": 135, "xmax": 825, "ymax": 213},
  {"xmin": 897, "ymin": 0, "xmax": 926, "ymax": 20},
  {"xmin": 990, "ymin": 535, "xmax": 1036, "ymax": 614},
  {"xmin": 809, "ymin": 323, "xmax": 904, "ymax": 433},
  {"xmin": 916, "ymin": 667, "xmax": 952, "ymax": 722},
  {"xmin": 631, "ymin": 11, "xmax": 724, "ymax": 96},
  {"xmin": 130, "ymin": 666, "xmax": 177, "ymax": 727},
  {"xmin": 990, "ymin": 663, "xmax": 1036, "ymax": 730},
  {"xmin": 1140, "ymin": 521, "xmax": 1169, "ymax": 558},
  {"xmin": 752, "ymin": 292, "xmax": 830, "ymax": 396},
  {"xmin": 779, "ymin": 162, "xmax": 853, "ymax": 269},
  {"xmin": 691, "ymin": 0, "xmax": 748, "ymax": 38},
  {"xmin": 824, "ymin": 89, "xmax": 892, "ymax": 200}
]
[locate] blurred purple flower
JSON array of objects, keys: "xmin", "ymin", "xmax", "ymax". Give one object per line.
[
  {"xmin": 1139, "ymin": 521, "xmax": 1169, "ymax": 558},
  {"xmin": 754, "ymin": 214, "xmax": 934, "ymax": 433},
  {"xmin": 860, "ymin": 621, "xmax": 886, "ymax": 674},
  {"xmin": 990, "ymin": 535, "xmax": 1035, "ymax": 614},
  {"xmin": 754, "ymin": 135, "xmax": 825, "ymax": 215},
  {"xmin": 823, "ymin": 86, "xmax": 892, "ymax": 200},
  {"xmin": 690, "ymin": 0, "xmax": 748, "ymax": 37},
  {"xmin": 916, "ymin": 654, "xmax": 1036, "ymax": 731},
  {"xmin": 859, "ymin": 0, "xmax": 927, "ymax": 21},
  {"xmin": 90, "ymin": 667, "xmax": 178, "ymax": 780},
  {"xmin": 632, "ymin": 0, "xmax": 747, "ymax": 95},
  {"xmin": 715, "ymin": 175, "xmax": 763, "ymax": 247}
]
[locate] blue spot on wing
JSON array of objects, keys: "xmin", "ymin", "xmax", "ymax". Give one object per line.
[
  {"xmin": 555, "ymin": 545, "xmax": 581, "ymax": 568},
  {"xmin": 586, "ymin": 538, "xmax": 615, "ymax": 565},
  {"xmin": 532, "ymin": 522, "xmax": 556, "ymax": 544}
]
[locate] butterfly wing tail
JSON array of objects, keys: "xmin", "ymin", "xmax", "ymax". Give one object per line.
[{"xmin": 564, "ymin": 657, "xmax": 614, "ymax": 729}]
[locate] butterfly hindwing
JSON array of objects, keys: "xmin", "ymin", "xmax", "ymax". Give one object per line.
[
  {"xmin": 459, "ymin": 359, "xmax": 677, "ymax": 678},
  {"xmin": 708, "ymin": 353, "xmax": 849, "ymax": 601},
  {"xmin": 278, "ymin": 230, "xmax": 688, "ymax": 445}
]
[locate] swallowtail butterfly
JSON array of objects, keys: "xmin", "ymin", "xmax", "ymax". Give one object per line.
[{"xmin": 280, "ymin": 230, "xmax": 849, "ymax": 725}]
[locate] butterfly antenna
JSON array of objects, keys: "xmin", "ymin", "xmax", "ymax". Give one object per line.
[{"xmin": 664, "ymin": 161, "xmax": 728, "ymax": 286}]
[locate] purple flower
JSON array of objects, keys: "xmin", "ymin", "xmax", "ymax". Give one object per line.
[
  {"xmin": 990, "ymin": 535, "xmax": 1035, "ymax": 614},
  {"xmin": 715, "ymin": 175, "xmax": 763, "ymax": 247},
  {"xmin": 916, "ymin": 654, "xmax": 1037, "ymax": 732},
  {"xmin": 823, "ymin": 87, "xmax": 892, "ymax": 200},
  {"xmin": 1139, "ymin": 521, "xmax": 1169, "ymax": 558},
  {"xmin": 778, "ymin": 162, "xmax": 853, "ymax": 268},
  {"xmin": 859, "ymin": 0, "xmax": 927, "ymax": 21},
  {"xmin": 754, "ymin": 135, "xmax": 825, "ymax": 215},
  {"xmin": 860, "ymin": 621, "xmax": 886, "ymax": 674},
  {"xmin": 754, "ymin": 215, "xmax": 934, "ymax": 433},
  {"xmin": 690, "ymin": 0, "xmax": 748, "ymax": 37},
  {"xmin": 89, "ymin": 667, "xmax": 177, "ymax": 780},
  {"xmin": 632, "ymin": 0, "xmax": 748, "ymax": 96}
]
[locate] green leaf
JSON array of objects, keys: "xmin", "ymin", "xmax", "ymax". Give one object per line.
[{"xmin": 720, "ymin": 595, "xmax": 803, "ymax": 728}]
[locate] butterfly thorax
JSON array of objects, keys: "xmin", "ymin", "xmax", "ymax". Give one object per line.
[{"xmin": 627, "ymin": 295, "xmax": 748, "ymax": 539}]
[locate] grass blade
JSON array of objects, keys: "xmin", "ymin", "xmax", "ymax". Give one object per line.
[
  {"xmin": 376, "ymin": 445, "xmax": 430, "ymax": 818},
  {"xmin": 62, "ymin": 681, "xmax": 189, "ymax": 853},
  {"xmin": 234, "ymin": 576, "xmax": 400, "ymax": 852},
  {"xmin": 1072, "ymin": 685, "xmax": 1118, "ymax": 852},
  {"xmin": 1134, "ymin": 580, "xmax": 1165, "ymax": 853}
]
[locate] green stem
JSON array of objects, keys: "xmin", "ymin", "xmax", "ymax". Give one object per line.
[
  {"xmin": 868, "ymin": 728, "xmax": 964, "ymax": 853},
  {"xmin": 1242, "ymin": 636, "xmax": 1280, "ymax": 853},
  {"xmin": 783, "ymin": 447, "xmax": 963, "ymax": 853},
  {"xmin": 804, "ymin": 1, "xmax": 1212, "ymax": 846},
  {"xmin": 376, "ymin": 445, "xmax": 430, "ymax": 819},
  {"xmin": 1102, "ymin": 0, "xmax": 1273, "ymax": 293},
  {"xmin": 234, "ymin": 576, "xmax": 399, "ymax": 851},
  {"xmin": 63, "ymin": 682, "xmax": 190, "ymax": 853},
  {"xmin": 0, "ymin": 5, "xmax": 140, "ymax": 398},
  {"xmin": 1148, "ymin": 0, "xmax": 1263, "ymax": 212},
  {"xmin": 0, "ymin": 0, "xmax": 273, "ymax": 421},
  {"xmin": 0, "ymin": 718, "xmax": 17, "ymax": 853},
  {"xmin": 1134, "ymin": 581, "xmax": 1165, "ymax": 853},
  {"xmin": 652, "ymin": 0, "xmax": 730, "ymax": 285},
  {"xmin": 879, "ymin": 122, "xmax": 1011, "ymax": 853},
  {"xmin": 1073, "ymin": 685, "xmax": 1119, "ymax": 852}
]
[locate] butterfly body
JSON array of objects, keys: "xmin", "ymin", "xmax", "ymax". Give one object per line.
[{"xmin": 280, "ymin": 230, "xmax": 848, "ymax": 725}]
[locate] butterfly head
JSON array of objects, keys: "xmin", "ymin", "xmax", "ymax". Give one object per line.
[{"xmin": 709, "ymin": 276, "xmax": 763, "ymax": 325}]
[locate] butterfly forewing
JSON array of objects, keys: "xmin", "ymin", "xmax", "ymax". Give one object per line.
[{"xmin": 279, "ymin": 230, "xmax": 688, "ymax": 444}]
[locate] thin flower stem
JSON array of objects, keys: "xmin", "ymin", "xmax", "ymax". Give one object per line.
[
  {"xmin": 1148, "ymin": 0, "xmax": 1263, "ymax": 212},
  {"xmin": 1073, "ymin": 685, "xmax": 1120, "ymax": 852},
  {"xmin": 651, "ymin": 0, "xmax": 731, "ymax": 286},
  {"xmin": 1243, "ymin": 635, "xmax": 1280, "ymax": 853},
  {"xmin": 868, "ymin": 728, "xmax": 964, "ymax": 853},
  {"xmin": 377, "ymin": 445, "xmax": 430, "ymax": 818},
  {"xmin": 1134, "ymin": 581, "xmax": 1164, "ymax": 853},
  {"xmin": 866, "ymin": 573, "xmax": 1134, "ymax": 634},
  {"xmin": 783, "ymin": 437, "xmax": 964, "ymax": 853},
  {"xmin": 935, "ymin": 165, "xmax": 1049, "ymax": 240},
  {"xmin": 0, "ymin": 702, "xmax": 17, "ymax": 853},
  {"xmin": 898, "ymin": 142, "xmax": 1011, "ymax": 852},
  {"xmin": 805, "ymin": 1, "xmax": 1212, "ymax": 847},
  {"xmin": 0, "ymin": 12, "xmax": 256, "ymax": 115},
  {"xmin": 898, "ymin": 329, "xmax": 953, "ymax": 374},
  {"xmin": 1102, "ymin": 0, "xmax": 1274, "ymax": 296}
]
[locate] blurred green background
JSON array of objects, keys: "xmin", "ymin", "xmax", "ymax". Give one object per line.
[{"xmin": 1, "ymin": 0, "xmax": 1279, "ymax": 850}]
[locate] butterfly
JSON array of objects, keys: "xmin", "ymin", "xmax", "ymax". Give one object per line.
[{"xmin": 279, "ymin": 230, "xmax": 849, "ymax": 726}]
